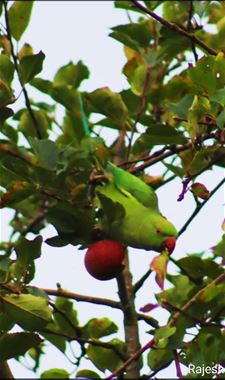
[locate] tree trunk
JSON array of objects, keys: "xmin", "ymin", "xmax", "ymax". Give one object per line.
[{"xmin": 117, "ymin": 253, "xmax": 141, "ymax": 378}]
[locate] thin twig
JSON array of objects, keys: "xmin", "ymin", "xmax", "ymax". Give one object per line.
[
  {"xmin": 44, "ymin": 287, "xmax": 121, "ymax": 308},
  {"xmin": 131, "ymin": 0, "xmax": 217, "ymax": 56},
  {"xmin": 106, "ymin": 270, "xmax": 225, "ymax": 379},
  {"xmin": 44, "ymin": 289, "xmax": 159, "ymax": 328},
  {"xmin": 42, "ymin": 328, "xmax": 126, "ymax": 362},
  {"xmin": 178, "ymin": 177, "xmax": 225, "ymax": 236},
  {"xmin": 3, "ymin": 1, "xmax": 42, "ymax": 139},
  {"xmin": 0, "ymin": 144, "xmax": 33, "ymax": 165},
  {"xmin": 187, "ymin": 0, "xmax": 198, "ymax": 62},
  {"xmin": 133, "ymin": 268, "xmax": 152, "ymax": 293},
  {"xmin": 168, "ymin": 271, "xmax": 225, "ymax": 327},
  {"xmin": 106, "ymin": 338, "xmax": 155, "ymax": 380},
  {"xmin": 128, "ymin": 132, "xmax": 216, "ymax": 174}
]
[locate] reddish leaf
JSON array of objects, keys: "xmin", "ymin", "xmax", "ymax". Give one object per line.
[
  {"xmin": 139, "ymin": 303, "xmax": 158, "ymax": 313},
  {"xmin": 150, "ymin": 254, "xmax": 168, "ymax": 290}
]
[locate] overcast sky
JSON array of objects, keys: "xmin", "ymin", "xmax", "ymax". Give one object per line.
[{"xmin": 1, "ymin": 2, "xmax": 224, "ymax": 378}]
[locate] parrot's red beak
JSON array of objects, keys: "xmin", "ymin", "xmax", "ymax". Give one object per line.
[{"xmin": 164, "ymin": 237, "xmax": 176, "ymax": 254}]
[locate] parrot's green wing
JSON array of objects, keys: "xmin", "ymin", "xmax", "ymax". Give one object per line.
[
  {"xmin": 96, "ymin": 179, "xmax": 177, "ymax": 252},
  {"xmin": 107, "ymin": 162, "xmax": 159, "ymax": 211}
]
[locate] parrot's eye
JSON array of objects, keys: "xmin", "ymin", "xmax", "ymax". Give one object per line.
[{"xmin": 156, "ymin": 228, "xmax": 161, "ymax": 235}]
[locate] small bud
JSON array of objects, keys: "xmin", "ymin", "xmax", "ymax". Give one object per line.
[{"xmin": 191, "ymin": 182, "xmax": 210, "ymax": 200}]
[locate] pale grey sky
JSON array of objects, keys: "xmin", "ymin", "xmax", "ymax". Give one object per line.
[{"xmin": 1, "ymin": 2, "xmax": 224, "ymax": 378}]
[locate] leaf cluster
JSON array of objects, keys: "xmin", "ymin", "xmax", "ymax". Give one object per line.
[{"xmin": 0, "ymin": 1, "xmax": 224, "ymax": 378}]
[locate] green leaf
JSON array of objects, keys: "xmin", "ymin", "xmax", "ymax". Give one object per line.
[
  {"xmin": 76, "ymin": 369, "xmax": 100, "ymax": 379},
  {"xmin": 87, "ymin": 338, "xmax": 125, "ymax": 372},
  {"xmin": 0, "ymin": 255, "xmax": 11, "ymax": 282},
  {"xmin": 97, "ymin": 192, "xmax": 125, "ymax": 226},
  {"xmin": 163, "ymin": 1, "xmax": 189, "ymax": 23},
  {"xmin": 54, "ymin": 297, "xmax": 78, "ymax": 336},
  {"xmin": 86, "ymin": 87, "xmax": 128, "ymax": 123},
  {"xmin": 46, "ymin": 201, "xmax": 96, "ymax": 246},
  {"xmin": 125, "ymin": 62, "xmax": 149, "ymax": 96},
  {"xmin": 19, "ymin": 51, "xmax": 45, "ymax": 85},
  {"xmin": 155, "ymin": 326, "xmax": 176, "ymax": 341},
  {"xmin": 19, "ymin": 109, "xmax": 49, "ymax": 139},
  {"xmin": 147, "ymin": 347, "xmax": 173, "ymax": 370},
  {"xmin": 82, "ymin": 318, "xmax": 118, "ymax": 339},
  {"xmin": 163, "ymin": 163, "xmax": 184, "ymax": 178},
  {"xmin": 30, "ymin": 77, "xmax": 53, "ymax": 94},
  {"xmin": 0, "ymin": 78, "xmax": 13, "ymax": 104},
  {"xmin": 216, "ymin": 109, "xmax": 225, "ymax": 129},
  {"xmin": 158, "ymin": 28, "xmax": 189, "ymax": 61},
  {"xmin": 0, "ymin": 332, "xmax": 41, "ymax": 362},
  {"xmin": 13, "ymin": 235, "xmax": 42, "ymax": 281},
  {"xmin": 41, "ymin": 369, "xmax": 70, "ymax": 379},
  {"xmin": 41, "ymin": 322, "xmax": 66, "ymax": 354},
  {"xmin": 29, "ymin": 137, "xmax": 59, "ymax": 170},
  {"xmin": 54, "ymin": 60, "xmax": 89, "ymax": 88},
  {"xmin": 133, "ymin": 124, "xmax": 186, "ymax": 153},
  {"xmin": 110, "ymin": 20, "xmax": 153, "ymax": 51},
  {"xmin": 199, "ymin": 283, "xmax": 223, "ymax": 303},
  {"xmin": 169, "ymin": 94, "xmax": 194, "ymax": 119},
  {"xmin": 8, "ymin": 1, "xmax": 34, "ymax": 41},
  {"xmin": 1, "ymin": 294, "xmax": 52, "ymax": 331},
  {"xmin": 188, "ymin": 53, "xmax": 225, "ymax": 95},
  {"xmin": 213, "ymin": 234, "xmax": 225, "ymax": 260},
  {"xmin": 210, "ymin": 88, "xmax": 225, "ymax": 107},
  {"xmin": 18, "ymin": 43, "xmax": 34, "ymax": 60},
  {"xmin": 45, "ymin": 235, "xmax": 70, "ymax": 247},
  {"xmin": 0, "ymin": 311, "xmax": 15, "ymax": 333},
  {"xmin": 0, "ymin": 55, "xmax": 15, "ymax": 84},
  {"xmin": 0, "ymin": 107, "xmax": 14, "ymax": 124}
]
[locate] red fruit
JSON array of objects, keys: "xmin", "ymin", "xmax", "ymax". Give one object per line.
[
  {"xmin": 84, "ymin": 240, "xmax": 125, "ymax": 281},
  {"xmin": 164, "ymin": 237, "xmax": 176, "ymax": 254}
]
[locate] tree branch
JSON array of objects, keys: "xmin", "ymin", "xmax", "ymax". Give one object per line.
[
  {"xmin": 131, "ymin": 0, "xmax": 217, "ymax": 56},
  {"xmin": 168, "ymin": 271, "xmax": 225, "ymax": 327},
  {"xmin": 44, "ymin": 287, "xmax": 121, "ymax": 308},
  {"xmin": 127, "ymin": 132, "xmax": 216, "ymax": 174},
  {"xmin": 106, "ymin": 338, "xmax": 155, "ymax": 380},
  {"xmin": 187, "ymin": 0, "xmax": 198, "ymax": 62},
  {"xmin": 116, "ymin": 254, "xmax": 141, "ymax": 378},
  {"xmin": 43, "ymin": 287, "xmax": 159, "ymax": 327},
  {"xmin": 106, "ymin": 270, "xmax": 225, "ymax": 379},
  {"xmin": 178, "ymin": 177, "xmax": 225, "ymax": 236},
  {"xmin": 0, "ymin": 144, "xmax": 33, "ymax": 165},
  {"xmin": 42, "ymin": 329, "xmax": 126, "ymax": 362},
  {"xmin": 3, "ymin": 1, "xmax": 42, "ymax": 139},
  {"xmin": 133, "ymin": 268, "xmax": 152, "ymax": 293},
  {"xmin": 0, "ymin": 362, "xmax": 14, "ymax": 379}
]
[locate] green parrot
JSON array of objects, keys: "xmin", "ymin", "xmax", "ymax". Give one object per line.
[{"xmin": 95, "ymin": 162, "xmax": 177, "ymax": 253}]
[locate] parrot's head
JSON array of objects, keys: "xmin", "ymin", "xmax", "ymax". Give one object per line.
[
  {"xmin": 164, "ymin": 236, "xmax": 176, "ymax": 254},
  {"xmin": 152, "ymin": 213, "xmax": 177, "ymax": 254}
]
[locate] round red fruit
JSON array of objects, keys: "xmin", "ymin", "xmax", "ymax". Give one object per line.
[{"xmin": 84, "ymin": 240, "xmax": 125, "ymax": 281}]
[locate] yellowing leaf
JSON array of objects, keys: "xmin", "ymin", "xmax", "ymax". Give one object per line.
[
  {"xmin": 150, "ymin": 253, "xmax": 168, "ymax": 290},
  {"xmin": 191, "ymin": 182, "xmax": 210, "ymax": 200}
]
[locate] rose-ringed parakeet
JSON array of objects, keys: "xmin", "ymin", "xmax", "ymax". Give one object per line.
[{"xmin": 95, "ymin": 162, "xmax": 177, "ymax": 253}]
